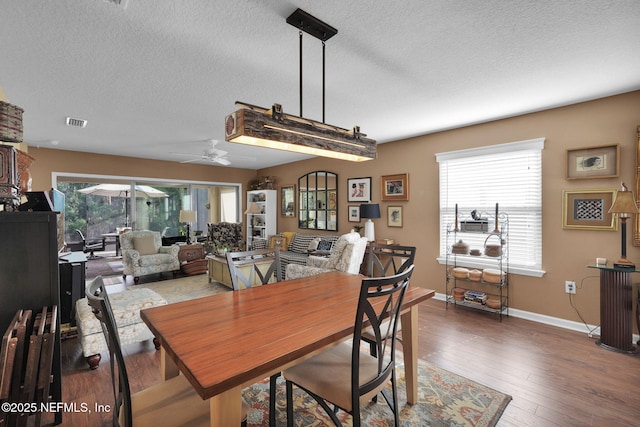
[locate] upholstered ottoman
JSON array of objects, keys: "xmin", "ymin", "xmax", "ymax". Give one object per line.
[{"xmin": 75, "ymin": 287, "xmax": 167, "ymax": 369}]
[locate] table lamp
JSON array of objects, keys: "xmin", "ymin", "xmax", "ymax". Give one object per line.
[
  {"xmin": 245, "ymin": 202, "xmax": 262, "ymax": 248},
  {"xmin": 360, "ymin": 203, "xmax": 381, "ymax": 242},
  {"xmin": 608, "ymin": 182, "xmax": 639, "ymax": 269},
  {"xmin": 179, "ymin": 210, "xmax": 196, "ymax": 244}
]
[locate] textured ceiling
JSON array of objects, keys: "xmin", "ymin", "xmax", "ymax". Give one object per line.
[{"xmin": 1, "ymin": 0, "xmax": 639, "ymax": 169}]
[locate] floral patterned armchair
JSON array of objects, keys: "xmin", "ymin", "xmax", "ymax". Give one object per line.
[
  {"xmin": 119, "ymin": 230, "xmax": 180, "ymax": 284},
  {"xmin": 207, "ymin": 222, "xmax": 244, "ymax": 252}
]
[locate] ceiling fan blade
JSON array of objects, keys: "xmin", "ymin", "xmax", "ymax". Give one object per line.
[
  {"xmin": 214, "ymin": 157, "xmax": 232, "ymax": 166},
  {"xmin": 172, "ymin": 152, "xmax": 201, "ymax": 157},
  {"xmin": 206, "ymin": 148, "xmax": 228, "ymax": 157},
  {"xmin": 179, "ymin": 158, "xmax": 204, "ymax": 164}
]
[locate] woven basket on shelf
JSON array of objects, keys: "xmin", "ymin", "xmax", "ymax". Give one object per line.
[{"xmin": 0, "ymin": 101, "xmax": 24, "ymax": 143}]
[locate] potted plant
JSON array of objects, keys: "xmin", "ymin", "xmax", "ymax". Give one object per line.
[{"xmin": 216, "ymin": 243, "xmax": 231, "ymax": 256}]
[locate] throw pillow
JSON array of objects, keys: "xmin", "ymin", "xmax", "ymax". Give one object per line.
[
  {"xmin": 133, "ymin": 235, "xmax": 157, "ymax": 255},
  {"xmin": 335, "ymin": 243, "xmax": 355, "ymax": 272},
  {"xmin": 317, "ymin": 239, "xmax": 334, "ymax": 251},
  {"xmin": 324, "ymin": 231, "xmax": 361, "ymax": 269},
  {"xmin": 307, "ymin": 237, "xmax": 321, "ymax": 252},
  {"xmin": 269, "ymin": 235, "xmax": 287, "ymax": 251},
  {"xmin": 283, "ymin": 231, "xmax": 296, "ymax": 249}
]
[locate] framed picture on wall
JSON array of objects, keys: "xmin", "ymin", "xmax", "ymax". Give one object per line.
[
  {"xmin": 387, "ymin": 206, "xmax": 403, "ymax": 227},
  {"xmin": 562, "ymin": 189, "xmax": 617, "ymax": 230},
  {"xmin": 348, "ymin": 205, "xmax": 360, "ymax": 222},
  {"xmin": 381, "ymin": 173, "xmax": 409, "ymax": 201},
  {"xmin": 347, "ymin": 177, "xmax": 371, "ymax": 202},
  {"xmin": 280, "ymin": 185, "xmax": 296, "ymax": 217},
  {"xmin": 566, "ymin": 144, "xmax": 619, "ymax": 180}
]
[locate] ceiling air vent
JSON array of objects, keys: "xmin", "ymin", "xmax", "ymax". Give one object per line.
[
  {"xmin": 103, "ymin": 0, "xmax": 130, "ymax": 9},
  {"xmin": 66, "ymin": 117, "xmax": 87, "ymax": 128}
]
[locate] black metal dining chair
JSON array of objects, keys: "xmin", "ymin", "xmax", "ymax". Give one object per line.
[
  {"xmin": 282, "ymin": 266, "xmax": 414, "ymax": 427},
  {"xmin": 362, "ymin": 243, "xmax": 417, "ymax": 356},
  {"xmin": 85, "ymin": 276, "xmax": 249, "ymax": 427}
]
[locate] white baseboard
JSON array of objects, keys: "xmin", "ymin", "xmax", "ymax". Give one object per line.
[{"xmin": 432, "ymin": 293, "xmax": 639, "ymax": 344}]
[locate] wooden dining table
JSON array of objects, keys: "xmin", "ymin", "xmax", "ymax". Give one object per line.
[{"xmin": 140, "ymin": 270, "xmax": 435, "ymax": 427}]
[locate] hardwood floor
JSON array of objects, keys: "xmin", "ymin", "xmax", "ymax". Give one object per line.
[{"xmin": 50, "ymin": 298, "xmax": 639, "ymax": 426}]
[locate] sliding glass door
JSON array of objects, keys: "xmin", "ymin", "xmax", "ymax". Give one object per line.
[{"xmin": 54, "ymin": 174, "xmax": 240, "ymax": 245}]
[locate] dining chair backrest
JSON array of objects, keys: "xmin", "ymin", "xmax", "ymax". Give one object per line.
[
  {"xmin": 225, "ymin": 248, "xmax": 283, "ymax": 291},
  {"xmin": 365, "ymin": 243, "xmax": 416, "ymax": 278},
  {"xmin": 353, "ymin": 265, "xmax": 414, "ymax": 391},
  {"xmin": 85, "ymin": 276, "xmax": 132, "ymax": 427}
]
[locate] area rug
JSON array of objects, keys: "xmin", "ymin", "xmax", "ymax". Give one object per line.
[
  {"xmin": 102, "ymin": 275, "xmax": 124, "ymax": 286},
  {"xmin": 243, "ymin": 360, "xmax": 511, "ymax": 427},
  {"xmin": 107, "ymin": 260, "xmax": 123, "ymax": 273},
  {"xmin": 136, "ymin": 274, "xmax": 230, "ymax": 304}
]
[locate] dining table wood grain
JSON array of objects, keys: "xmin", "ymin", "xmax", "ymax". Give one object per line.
[{"xmin": 140, "ymin": 270, "xmax": 434, "ymax": 427}]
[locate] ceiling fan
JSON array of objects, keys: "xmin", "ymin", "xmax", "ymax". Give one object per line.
[{"xmin": 172, "ymin": 140, "xmax": 233, "ymax": 165}]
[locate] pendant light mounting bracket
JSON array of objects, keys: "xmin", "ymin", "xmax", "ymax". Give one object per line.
[{"xmin": 286, "ymin": 8, "xmax": 337, "ymax": 41}]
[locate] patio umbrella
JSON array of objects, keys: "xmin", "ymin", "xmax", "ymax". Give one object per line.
[{"xmin": 78, "ymin": 184, "xmax": 168, "ymax": 226}]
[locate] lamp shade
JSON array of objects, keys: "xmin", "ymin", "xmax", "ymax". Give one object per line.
[
  {"xmin": 179, "ymin": 209, "xmax": 196, "ymax": 223},
  {"xmin": 608, "ymin": 190, "xmax": 639, "ymax": 217},
  {"xmin": 244, "ymin": 202, "xmax": 261, "ymax": 215},
  {"xmin": 360, "ymin": 203, "xmax": 381, "ymax": 219}
]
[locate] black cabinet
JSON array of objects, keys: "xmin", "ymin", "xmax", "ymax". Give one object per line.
[
  {"xmin": 59, "ymin": 252, "xmax": 87, "ymax": 325},
  {"xmin": 0, "ymin": 211, "xmax": 62, "ymax": 423}
]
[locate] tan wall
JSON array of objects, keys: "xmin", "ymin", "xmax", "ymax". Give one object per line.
[
  {"xmin": 259, "ymin": 91, "xmax": 640, "ymax": 328},
  {"xmin": 28, "ymin": 147, "xmax": 258, "ymax": 192},
  {"xmin": 26, "ymin": 91, "xmax": 640, "ymax": 327}
]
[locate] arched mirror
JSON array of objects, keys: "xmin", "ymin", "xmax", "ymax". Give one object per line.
[{"xmin": 298, "ymin": 171, "xmax": 337, "ymax": 231}]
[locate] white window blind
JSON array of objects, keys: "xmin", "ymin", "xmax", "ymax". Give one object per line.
[{"xmin": 436, "ymin": 138, "xmax": 544, "ymax": 276}]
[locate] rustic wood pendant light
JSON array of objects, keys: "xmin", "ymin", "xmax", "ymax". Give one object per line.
[{"xmin": 225, "ymin": 8, "xmax": 377, "ymax": 162}]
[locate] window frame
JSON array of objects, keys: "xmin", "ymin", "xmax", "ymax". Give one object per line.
[{"xmin": 435, "ymin": 138, "xmax": 546, "ymax": 277}]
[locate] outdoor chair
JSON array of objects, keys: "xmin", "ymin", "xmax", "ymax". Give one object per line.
[
  {"xmin": 85, "ymin": 276, "xmax": 249, "ymax": 427},
  {"xmin": 282, "ymin": 266, "xmax": 414, "ymax": 427},
  {"xmin": 75, "ymin": 229, "xmax": 105, "ymax": 259}
]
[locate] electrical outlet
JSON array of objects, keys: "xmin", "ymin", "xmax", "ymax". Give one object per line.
[{"xmin": 565, "ymin": 280, "xmax": 576, "ymax": 294}]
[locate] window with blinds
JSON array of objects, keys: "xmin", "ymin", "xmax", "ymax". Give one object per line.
[{"xmin": 436, "ymin": 138, "xmax": 545, "ymax": 276}]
